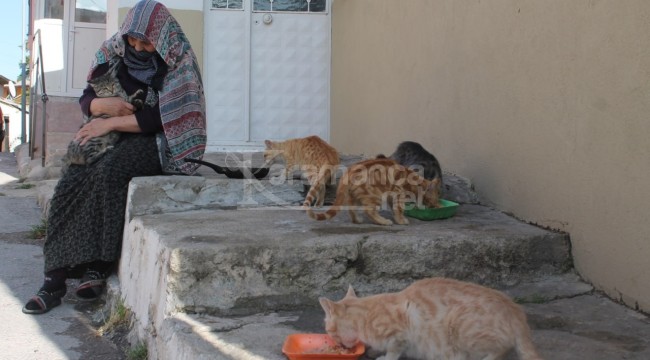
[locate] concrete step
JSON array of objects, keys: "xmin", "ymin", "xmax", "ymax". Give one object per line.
[
  {"xmin": 132, "ymin": 275, "xmax": 650, "ymax": 360},
  {"xmin": 116, "ymin": 272, "xmax": 650, "ymax": 360},
  {"xmin": 115, "ymin": 174, "xmax": 572, "ymax": 358},
  {"xmin": 18, "ymin": 150, "xmax": 650, "ymax": 359},
  {"xmin": 121, "ymin": 202, "xmax": 571, "ymax": 315}
]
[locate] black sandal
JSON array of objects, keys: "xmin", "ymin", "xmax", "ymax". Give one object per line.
[
  {"xmin": 75, "ymin": 270, "xmax": 106, "ymax": 301},
  {"xmin": 22, "ymin": 288, "xmax": 67, "ymax": 315}
]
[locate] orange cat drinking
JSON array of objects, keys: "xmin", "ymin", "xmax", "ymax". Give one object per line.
[{"xmin": 319, "ymin": 277, "xmax": 543, "ymax": 360}]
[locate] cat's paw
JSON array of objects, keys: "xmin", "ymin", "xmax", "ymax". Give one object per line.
[
  {"xmin": 394, "ymin": 217, "xmax": 410, "ymax": 225},
  {"xmin": 372, "ymin": 217, "xmax": 393, "ymax": 226},
  {"xmin": 131, "ymin": 99, "xmax": 144, "ymax": 110},
  {"xmin": 86, "ymin": 149, "xmax": 109, "ymax": 165}
]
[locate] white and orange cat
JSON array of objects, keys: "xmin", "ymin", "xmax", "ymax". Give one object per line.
[
  {"xmin": 320, "ymin": 277, "xmax": 543, "ymax": 360},
  {"xmin": 264, "ymin": 135, "xmax": 340, "ymax": 207},
  {"xmin": 305, "ymin": 158, "xmax": 440, "ymax": 225}
]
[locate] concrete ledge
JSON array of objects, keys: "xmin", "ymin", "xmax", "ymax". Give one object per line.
[
  {"xmin": 9, "ymin": 149, "xmax": 648, "ymax": 360},
  {"xmin": 119, "ymin": 200, "xmax": 570, "ymax": 347},
  {"xmin": 142, "ymin": 273, "xmax": 597, "ymax": 360},
  {"xmin": 124, "ymin": 176, "xmax": 306, "ymax": 220},
  {"xmin": 147, "ymin": 276, "xmax": 650, "ymax": 360},
  {"xmin": 152, "ymin": 312, "xmax": 305, "ymax": 360}
]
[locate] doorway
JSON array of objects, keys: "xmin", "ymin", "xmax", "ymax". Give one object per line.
[
  {"xmin": 204, "ymin": 0, "xmax": 330, "ymax": 151},
  {"xmin": 67, "ymin": 0, "xmax": 107, "ymax": 92}
]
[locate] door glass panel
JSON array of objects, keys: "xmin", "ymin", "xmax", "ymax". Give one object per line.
[
  {"xmin": 75, "ymin": 0, "xmax": 107, "ymax": 23},
  {"xmin": 211, "ymin": 0, "xmax": 243, "ymax": 9},
  {"xmin": 253, "ymin": 0, "xmax": 326, "ymax": 12},
  {"xmin": 44, "ymin": 0, "xmax": 64, "ymax": 19}
]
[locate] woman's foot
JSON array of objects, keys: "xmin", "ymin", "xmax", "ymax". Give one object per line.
[
  {"xmin": 75, "ymin": 269, "xmax": 107, "ymax": 301},
  {"xmin": 22, "ymin": 287, "xmax": 67, "ymax": 315}
]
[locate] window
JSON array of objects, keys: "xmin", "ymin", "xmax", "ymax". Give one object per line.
[
  {"xmin": 75, "ymin": 0, "xmax": 107, "ymax": 24},
  {"xmin": 212, "ymin": 0, "xmax": 244, "ymax": 10},
  {"xmin": 253, "ymin": 0, "xmax": 326, "ymax": 12},
  {"xmin": 44, "ymin": 0, "xmax": 64, "ymax": 19}
]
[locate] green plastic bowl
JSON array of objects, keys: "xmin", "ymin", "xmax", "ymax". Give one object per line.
[{"xmin": 404, "ymin": 199, "xmax": 459, "ymax": 220}]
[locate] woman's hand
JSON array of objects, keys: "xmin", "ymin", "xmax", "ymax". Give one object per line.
[
  {"xmin": 90, "ymin": 97, "xmax": 135, "ymax": 118},
  {"xmin": 75, "ymin": 118, "xmax": 115, "ymax": 146}
]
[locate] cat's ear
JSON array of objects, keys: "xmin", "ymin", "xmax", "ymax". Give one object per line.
[
  {"xmin": 264, "ymin": 140, "xmax": 272, "ymax": 149},
  {"xmin": 319, "ymin": 297, "xmax": 334, "ymax": 315},
  {"xmin": 345, "ymin": 285, "xmax": 357, "ymax": 299}
]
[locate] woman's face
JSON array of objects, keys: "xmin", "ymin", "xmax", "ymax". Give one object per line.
[{"xmin": 127, "ymin": 36, "xmax": 156, "ymax": 53}]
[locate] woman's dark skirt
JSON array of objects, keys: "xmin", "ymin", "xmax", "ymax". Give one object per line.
[{"xmin": 43, "ymin": 133, "xmax": 162, "ymax": 272}]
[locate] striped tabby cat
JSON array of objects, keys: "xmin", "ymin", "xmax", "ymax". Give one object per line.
[
  {"xmin": 304, "ymin": 158, "xmax": 440, "ymax": 225},
  {"xmin": 264, "ymin": 135, "xmax": 340, "ymax": 207},
  {"xmin": 320, "ymin": 277, "xmax": 543, "ymax": 360},
  {"xmin": 62, "ymin": 60, "xmax": 144, "ymax": 172}
]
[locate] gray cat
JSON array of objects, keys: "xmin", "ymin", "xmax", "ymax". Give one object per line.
[
  {"xmin": 62, "ymin": 60, "xmax": 143, "ymax": 172},
  {"xmin": 380, "ymin": 141, "xmax": 443, "ymax": 183}
]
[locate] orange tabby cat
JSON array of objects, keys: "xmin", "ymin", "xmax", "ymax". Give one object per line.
[
  {"xmin": 264, "ymin": 135, "xmax": 340, "ymax": 206},
  {"xmin": 319, "ymin": 278, "xmax": 543, "ymax": 360},
  {"xmin": 304, "ymin": 158, "xmax": 440, "ymax": 225}
]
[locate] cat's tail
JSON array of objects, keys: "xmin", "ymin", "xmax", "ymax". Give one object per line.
[
  {"xmin": 302, "ymin": 165, "xmax": 338, "ymax": 208},
  {"xmin": 302, "ymin": 180, "xmax": 325, "ymax": 208},
  {"xmin": 514, "ymin": 330, "xmax": 543, "ymax": 360},
  {"xmin": 304, "ymin": 178, "xmax": 347, "ymax": 221}
]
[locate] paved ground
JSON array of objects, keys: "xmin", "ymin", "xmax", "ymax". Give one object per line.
[
  {"xmin": 0, "ymin": 151, "xmax": 126, "ymax": 360},
  {"xmin": 3, "ymin": 150, "xmax": 650, "ymax": 359}
]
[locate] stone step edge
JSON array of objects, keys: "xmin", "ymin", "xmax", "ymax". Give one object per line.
[{"xmin": 107, "ymin": 273, "xmax": 592, "ymax": 360}]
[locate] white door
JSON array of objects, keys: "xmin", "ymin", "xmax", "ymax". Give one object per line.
[
  {"xmin": 205, "ymin": 0, "xmax": 330, "ymax": 151},
  {"xmin": 67, "ymin": 0, "xmax": 108, "ymax": 92}
]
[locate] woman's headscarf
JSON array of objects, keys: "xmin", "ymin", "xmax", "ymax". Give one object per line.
[{"xmin": 88, "ymin": 0, "xmax": 206, "ymax": 175}]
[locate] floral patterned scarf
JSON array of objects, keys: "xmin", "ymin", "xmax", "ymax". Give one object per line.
[{"xmin": 88, "ymin": 0, "xmax": 206, "ymax": 175}]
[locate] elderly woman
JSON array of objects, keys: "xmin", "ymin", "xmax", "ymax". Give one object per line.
[{"xmin": 23, "ymin": 0, "xmax": 206, "ymax": 314}]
